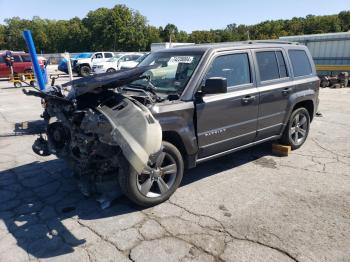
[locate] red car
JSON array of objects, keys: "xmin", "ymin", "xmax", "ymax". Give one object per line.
[{"xmin": 0, "ymin": 51, "xmax": 44, "ymax": 78}]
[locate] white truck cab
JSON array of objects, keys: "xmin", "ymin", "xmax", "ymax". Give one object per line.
[{"xmin": 74, "ymin": 52, "xmax": 115, "ymax": 77}]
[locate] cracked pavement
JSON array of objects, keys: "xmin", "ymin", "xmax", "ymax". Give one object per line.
[{"xmin": 0, "ymin": 78, "xmax": 350, "ymax": 262}]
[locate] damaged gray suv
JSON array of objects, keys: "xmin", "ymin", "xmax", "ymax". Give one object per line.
[{"xmin": 25, "ymin": 41, "xmax": 320, "ymax": 206}]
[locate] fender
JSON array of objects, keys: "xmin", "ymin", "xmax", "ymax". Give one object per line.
[
  {"xmin": 151, "ymin": 101, "xmax": 198, "ymax": 156},
  {"xmin": 78, "ymin": 63, "xmax": 91, "ymax": 69},
  {"xmin": 282, "ymin": 88, "xmax": 317, "ymax": 128}
]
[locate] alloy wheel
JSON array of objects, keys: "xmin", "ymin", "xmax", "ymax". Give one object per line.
[
  {"xmin": 289, "ymin": 112, "xmax": 308, "ymax": 145},
  {"xmin": 137, "ymin": 151, "xmax": 177, "ymax": 198}
]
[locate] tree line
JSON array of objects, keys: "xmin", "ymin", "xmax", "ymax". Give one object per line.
[{"xmin": 0, "ymin": 5, "xmax": 349, "ymax": 53}]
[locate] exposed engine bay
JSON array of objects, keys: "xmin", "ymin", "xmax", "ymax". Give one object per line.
[{"xmin": 24, "ymin": 66, "xmax": 164, "ymax": 205}]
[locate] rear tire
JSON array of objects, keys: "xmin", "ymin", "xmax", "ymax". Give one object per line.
[
  {"xmin": 79, "ymin": 65, "xmax": 91, "ymax": 77},
  {"xmin": 279, "ymin": 107, "xmax": 310, "ymax": 150},
  {"xmin": 118, "ymin": 141, "xmax": 184, "ymax": 207}
]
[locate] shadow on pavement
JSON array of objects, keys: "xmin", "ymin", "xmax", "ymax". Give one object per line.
[
  {"xmin": 14, "ymin": 120, "xmax": 46, "ymax": 135},
  {"xmin": 0, "ymin": 120, "xmax": 45, "ymax": 138},
  {"xmin": 0, "ymin": 142, "xmax": 275, "ymax": 259}
]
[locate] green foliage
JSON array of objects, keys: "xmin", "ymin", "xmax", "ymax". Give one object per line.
[
  {"xmin": 339, "ymin": 11, "xmax": 350, "ymax": 31},
  {"xmin": 0, "ymin": 6, "xmax": 349, "ymax": 53}
]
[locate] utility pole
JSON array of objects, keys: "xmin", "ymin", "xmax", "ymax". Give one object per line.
[{"xmin": 64, "ymin": 52, "xmax": 73, "ymax": 82}]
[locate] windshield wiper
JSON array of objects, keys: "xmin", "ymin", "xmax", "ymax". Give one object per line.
[
  {"xmin": 127, "ymin": 83, "xmax": 162, "ymax": 102},
  {"xmin": 127, "ymin": 76, "xmax": 162, "ymax": 102}
]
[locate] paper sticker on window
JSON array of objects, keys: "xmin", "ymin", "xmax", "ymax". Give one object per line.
[{"xmin": 169, "ymin": 56, "xmax": 194, "ymax": 64}]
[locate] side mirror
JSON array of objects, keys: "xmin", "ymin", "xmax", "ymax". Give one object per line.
[{"xmin": 202, "ymin": 77, "xmax": 228, "ymax": 94}]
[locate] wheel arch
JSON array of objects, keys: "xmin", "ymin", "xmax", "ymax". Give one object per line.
[
  {"xmin": 280, "ymin": 96, "xmax": 316, "ymax": 137},
  {"xmin": 79, "ymin": 63, "xmax": 91, "ymax": 68},
  {"xmin": 162, "ymin": 131, "xmax": 186, "ymax": 158},
  {"xmin": 162, "ymin": 131, "xmax": 196, "ymax": 169},
  {"xmin": 291, "ymin": 100, "xmax": 315, "ymax": 122}
]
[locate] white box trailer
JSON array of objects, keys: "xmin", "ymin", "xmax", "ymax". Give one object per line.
[
  {"xmin": 280, "ymin": 32, "xmax": 350, "ymax": 75},
  {"xmin": 151, "ymin": 42, "xmax": 194, "ymax": 52}
]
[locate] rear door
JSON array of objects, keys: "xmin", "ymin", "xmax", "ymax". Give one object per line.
[
  {"xmin": 253, "ymin": 49, "xmax": 292, "ymax": 140},
  {"xmin": 103, "ymin": 52, "xmax": 114, "ymax": 61},
  {"xmin": 196, "ymin": 50, "xmax": 259, "ymax": 158}
]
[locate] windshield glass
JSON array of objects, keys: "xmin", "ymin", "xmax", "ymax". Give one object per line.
[
  {"xmin": 131, "ymin": 52, "xmax": 202, "ymax": 93},
  {"xmin": 107, "ymin": 55, "xmax": 123, "ymax": 62},
  {"xmin": 136, "ymin": 54, "xmax": 148, "ymax": 63}
]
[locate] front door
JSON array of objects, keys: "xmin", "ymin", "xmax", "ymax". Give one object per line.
[
  {"xmin": 92, "ymin": 53, "xmax": 103, "ymax": 64},
  {"xmin": 196, "ymin": 51, "xmax": 259, "ymax": 159}
]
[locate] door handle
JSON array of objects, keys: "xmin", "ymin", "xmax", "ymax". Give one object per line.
[
  {"xmin": 282, "ymin": 87, "xmax": 293, "ymax": 95},
  {"xmin": 242, "ymin": 95, "xmax": 256, "ymax": 104}
]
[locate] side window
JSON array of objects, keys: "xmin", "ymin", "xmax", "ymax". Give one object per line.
[
  {"xmin": 94, "ymin": 53, "xmax": 103, "ymax": 59},
  {"xmin": 104, "ymin": 52, "xmax": 113, "ymax": 58},
  {"xmin": 21, "ymin": 55, "xmax": 32, "ymax": 62},
  {"xmin": 205, "ymin": 53, "xmax": 251, "ymax": 88},
  {"xmin": 256, "ymin": 51, "xmax": 280, "ymax": 81},
  {"xmin": 288, "ymin": 50, "xmax": 312, "ymax": 77},
  {"xmin": 13, "ymin": 55, "xmax": 22, "ymax": 62},
  {"xmin": 0, "ymin": 56, "xmax": 5, "ymax": 63},
  {"xmin": 276, "ymin": 51, "xmax": 288, "ymax": 78}
]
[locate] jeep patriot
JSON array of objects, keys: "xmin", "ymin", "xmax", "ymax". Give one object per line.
[{"xmin": 27, "ymin": 41, "xmax": 320, "ymax": 206}]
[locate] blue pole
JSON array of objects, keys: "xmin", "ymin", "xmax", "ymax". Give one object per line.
[{"xmin": 22, "ymin": 30, "xmax": 46, "ymax": 91}]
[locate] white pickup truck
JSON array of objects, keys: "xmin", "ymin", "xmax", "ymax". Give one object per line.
[
  {"xmin": 92, "ymin": 53, "xmax": 143, "ymax": 74},
  {"xmin": 73, "ymin": 51, "xmax": 115, "ymax": 77}
]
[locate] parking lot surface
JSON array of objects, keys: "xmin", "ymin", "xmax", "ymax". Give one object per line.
[{"xmin": 0, "ymin": 78, "xmax": 350, "ymax": 262}]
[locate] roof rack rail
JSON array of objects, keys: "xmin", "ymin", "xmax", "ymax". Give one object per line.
[{"xmin": 245, "ymin": 40, "xmax": 299, "ymax": 45}]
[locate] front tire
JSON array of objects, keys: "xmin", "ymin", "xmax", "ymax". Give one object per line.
[
  {"xmin": 118, "ymin": 141, "xmax": 184, "ymax": 207},
  {"xmin": 280, "ymin": 107, "xmax": 310, "ymax": 150},
  {"xmin": 79, "ymin": 65, "xmax": 91, "ymax": 77}
]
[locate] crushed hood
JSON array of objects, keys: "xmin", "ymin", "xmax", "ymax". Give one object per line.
[{"xmin": 63, "ymin": 65, "xmax": 156, "ymax": 98}]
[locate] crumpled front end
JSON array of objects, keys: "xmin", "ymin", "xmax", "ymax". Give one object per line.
[
  {"xmin": 25, "ymin": 66, "xmax": 163, "ymax": 199},
  {"xmin": 82, "ymin": 97, "xmax": 162, "ymax": 174}
]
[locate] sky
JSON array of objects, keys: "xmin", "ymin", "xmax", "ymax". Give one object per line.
[{"xmin": 0, "ymin": 0, "xmax": 349, "ymax": 32}]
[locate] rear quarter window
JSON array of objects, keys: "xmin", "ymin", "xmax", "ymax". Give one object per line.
[{"xmin": 288, "ymin": 50, "xmax": 313, "ymax": 77}]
